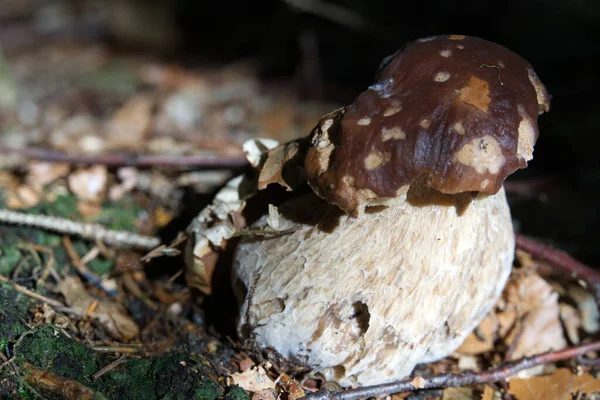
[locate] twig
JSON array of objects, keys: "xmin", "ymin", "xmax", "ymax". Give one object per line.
[
  {"xmin": 24, "ymin": 361, "xmax": 104, "ymax": 400},
  {"xmin": 0, "ymin": 145, "xmax": 248, "ymax": 168},
  {"xmin": 62, "ymin": 236, "xmax": 118, "ymax": 297},
  {"xmin": 91, "ymin": 354, "xmax": 127, "ymax": 380},
  {"xmin": 0, "ymin": 352, "xmax": 16, "ymax": 374},
  {"xmin": 90, "ymin": 346, "xmax": 142, "ymax": 354},
  {"xmin": 515, "ymin": 234, "xmax": 600, "ymax": 302},
  {"xmin": 17, "ymin": 242, "xmax": 60, "ymax": 285},
  {"xmin": 0, "ymin": 275, "xmax": 65, "ymax": 308},
  {"xmin": 301, "ymin": 341, "xmax": 600, "ymax": 400},
  {"xmin": 0, "ymin": 209, "xmax": 160, "ymax": 249},
  {"xmin": 576, "ymin": 355, "xmax": 600, "ymax": 367}
]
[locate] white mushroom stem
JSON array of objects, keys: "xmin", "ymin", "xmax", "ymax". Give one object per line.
[{"xmin": 232, "ymin": 182, "xmax": 515, "ymax": 386}]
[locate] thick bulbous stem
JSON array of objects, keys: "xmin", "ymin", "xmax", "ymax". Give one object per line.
[{"xmin": 233, "ymin": 186, "xmax": 514, "ymax": 386}]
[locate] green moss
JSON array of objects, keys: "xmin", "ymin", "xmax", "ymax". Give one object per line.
[
  {"xmin": 0, "ymin": 282, "xmax": 30, "ymax": 341},
  {"xmin": 0, "ymin": 246, "xmax": 22, "ymax": 276},
  {"xmin": 222, "ymin": 385, "xmax": 250, "ymax": 400},
  {"xmin": 18, "ymin": 325, "xmax": 101, "ymax": 380},
  {"xmin": 30, "ymin": 194, "xmax": 80, "ymax": 220},
  {"xmin": 96, "ymin": 198, "xmax": 142, "ymax": 232},
  {"xmin": 103, "ymin": 353, "xmax": 223, "ymax": 400}
]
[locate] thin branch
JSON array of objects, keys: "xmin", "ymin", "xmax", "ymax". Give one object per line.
[
  {"xmin": 62, "ymin": 236, "xmax": 118, "ymax": 297},
  {"xmin": 0, "ymin": 275, "xmax": 65, "ymax": 308},
  {"xmin": 301, "ymin": 341, "xmax": 600, "ymax": 400},
  {"xmin": 515, "ymin": 234, "xmax": 600, "ymax": 301},
  {"xmin": 0, "ymin": 146, "xmax": 249, "ymax": 168},
  {"xmin": 0, "ymin": 209, "xmax": 160, "ymax": 249},
  {"xmin": 91, "ymin": 354, "xmax": 127, "ymax": 380}
]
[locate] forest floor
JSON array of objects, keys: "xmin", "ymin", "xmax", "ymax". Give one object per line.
[{"xmin": 1, "ymin": 32, "xmax": 600, "ymax": 400}]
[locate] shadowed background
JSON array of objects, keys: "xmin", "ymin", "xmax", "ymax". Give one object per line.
[{"xmin": 1, "ymin": 0, "xmax": 598, "ymax": 264}]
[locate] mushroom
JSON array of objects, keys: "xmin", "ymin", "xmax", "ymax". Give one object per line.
[{"xmin": 188, "ymin": 35, "xmax": 550, "ymax": 386}]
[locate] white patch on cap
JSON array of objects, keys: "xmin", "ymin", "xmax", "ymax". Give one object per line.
[
  {"xmin": 381, "ymin": 127, "xmax": 406, "ymax": 141},
  {"xmin": 383, "ymin": 104, "xmax": 402, "ymax": 117},
  {"xmin": 517, "ymin": 106, "xmax": 536, "ymax": 162},
  {"xmin": 457, "ymin": 44, "xmax": 465, "ymax": 49},
  {"xmin": 357, "ymin": 117, "xmax": 372, "ymax": 126},
  {"xmin": 453, "ymin": 122, "xmax": 466, "ymax": 135},
  {"xmin": 528, "ymin": 68, "xmax": 550, "ymax": 114},
  {"xmin": 454, "ymin": 135, "xmax": 506, "ymax": 174},
  {"xmin": 440, "ymin": 49, "xmax": 452, "ymax": 57},
  {"xmin": 434, "ymin": 72, "xmax": 451, "ymax": 82},
  {"xmin": 420, "ymin": 119, "xmax": 432, "ymax": 129},
  {"xmin": 364, "ymin": 150, "xmax": 390, "ymax": 170}
]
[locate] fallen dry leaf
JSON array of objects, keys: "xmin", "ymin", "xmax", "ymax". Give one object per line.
[
  {"xmin": 568, "ymin": 284, "xmax": 600, "ymax": 335},
  {"xmin": 68, "ymin": 165, "xmax": 108, "ymax": 202},
  {"xmin": 441, "ymin": 387, "xmax": 472, "ymax": 400},
  {"xmin": 108, "ymin": 167, "xmax": 138, "ymax": 201},
  {"xmin": 481, "ymin": 386, "xmax": 495, "ymax": 400},
  {"xmin": 251, "ymin": 389, "xmax": 276, "ymax": 400},
  {"xmin": 504, "ymin": 274, "xmax": 567, "ymax": 361},
  {"xmin": 26, "ymin": 161, "xmax": 70, "ymax": 187},
  {"xmin": 515, "ymin": 248, "xmax": 536, "ymax": 270},
  {"xmin": 411, "ymin": 376, "xmax": 426, "ymax": 389},
  {"xmin": 227, "ymin": 366, "xmax": 276, "ymax": 393},
  {"xmin": 457, "ymin": 355, "xmax": 479, "ymax": 371},
  {"xmin": 51, "ymin": 114, "xmax": 101, "ymax": 153},
  {"xmin": 508, "ymin": 368, "xmax": 600, "ymax": 400},
  {"xmin": 6, "ymin": 184, "xmax": 41, "ymax": 209},
  {"xmin": 239, "ymin": 357, "xmax": 256, "ymax": 372},
  {"xmin": 56, "ymin": 276, "xmax": 139, "ymax": 340},
  {"xmin": 286, "ymin": 381, "xmax": 305, "ymax": 400},
  {"xmin": 559, "ymin": 303, "xmax": 582, "ymax": 344},
  {"xmin": 456, "ymin": 314, "xmax": 497, "ymax": 355},
  {"xmin": 107, "ymin": 95, "xmax": 153, "ymax": 149}
]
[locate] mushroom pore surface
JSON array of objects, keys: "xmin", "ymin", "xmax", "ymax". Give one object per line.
[{"xmin": 232, "ymin": 182, "xmax": 514, "ymax": 386}]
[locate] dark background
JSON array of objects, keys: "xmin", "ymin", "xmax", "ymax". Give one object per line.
[{"xmin": 2, "ymin": 0, "xmax": 599, "ymax": 264}]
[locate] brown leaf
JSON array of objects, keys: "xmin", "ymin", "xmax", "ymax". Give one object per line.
[
  {"xmin": 286, "ymin": 381, "xmax": 305, "ymax": 400},
  {"xmin": 481, "ymin": 386, "xmax": 495, "ymax": 400},
  {"xmin": 6, "ymin": 184, "xmax": 41, "ymax": 209},
  {"xmin": 107, "ymin": 95, "xmax": 153, "ymax": 150},
  {"xmin": 559, "ymin": 303, "xmax": 582, "ymax": 344},
  {"xmin": 251, "ymin": 389, "xmax": 276, "ymax": 400},
  {"xmin": 56, "ymin": 276, "xmax": 139, "ymax": 340},
  {"xmin": 257, "ymin": 140, "xmax": 305, "ymax": 191},
  {"xmin": 26, "ymin": 161, "xmax": 70, "ymax": 187},
  {"xmin": 441, "ymin": 387, "xmax": 473, "ymax": 400},
  {"xmin": 568, "ymin": 284, "xmax": 600, "ymax": 335},
  {"xmin": 239, "ymin": 357, "xmax": 256, "ymax": 372},
  {"xmin": 508, "ymin": 368, "xmax": 600, "ymax": 400},
  {"xmin": 227, "ymin": 366, "xmax": 276, "ymax": 392},
  {"xmin": 504, "ymin": 274, "xmax": 566, "ymax": 360},
  {"xmin": 456, "ymin": 314, "xmax": 497, "ymax": 355}
]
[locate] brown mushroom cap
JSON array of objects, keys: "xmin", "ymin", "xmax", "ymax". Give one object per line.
[{"xmin": 305, "ymin": 35, "xmax": 550, "ymax": 214}]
